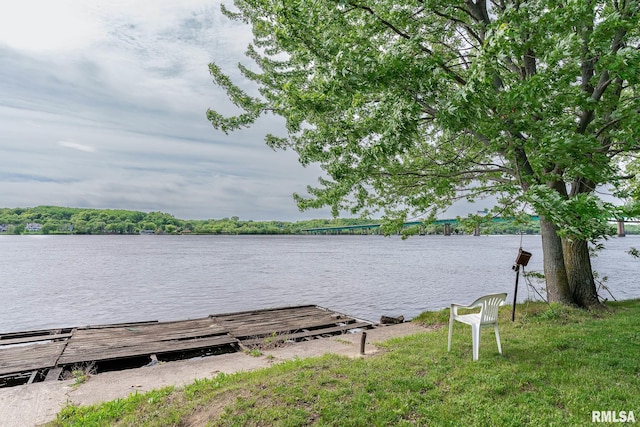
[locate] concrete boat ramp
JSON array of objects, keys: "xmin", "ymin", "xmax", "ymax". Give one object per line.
[{"xmin": 0, "ymin": 305, "xmax": 372, "ymax": 388}]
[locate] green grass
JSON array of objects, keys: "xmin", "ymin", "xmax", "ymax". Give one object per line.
[{"xmin": 49, "ymin": 300, "xmax": 640, "ymax": 426}]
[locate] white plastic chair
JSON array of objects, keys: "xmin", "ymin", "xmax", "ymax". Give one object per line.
[{"xmin": 447, "ymin": 293, "xmax": 507, "ymax": 361}]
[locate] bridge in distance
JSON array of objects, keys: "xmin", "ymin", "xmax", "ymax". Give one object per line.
[
  {"xmin": 301, "ymin": 217, "xmax": 540, "ymax": 236},
  {"xmin": 301, "ymin": 216, "xmax": 635, "ymax": 237}
]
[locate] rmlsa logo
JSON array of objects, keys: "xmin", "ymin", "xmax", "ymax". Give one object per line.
[{"xmin": 592, "ymin": 411, "xmax": 636, "ymax": 423}]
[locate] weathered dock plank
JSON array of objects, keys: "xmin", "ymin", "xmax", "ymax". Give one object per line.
[
  {"xmin": 1, "ymin": 305, "xmax": 373, "ymax": 387},
  {"xmin": 210, "ymin": 305, "xmax": 338, "ymax": 322},
  {"xmin": 65, "ymin": 318, "xmax": 224, "ymax": 342},
  {"xmin": 214, "ymin": 306, "xmax": 333, "ymax": 322},
  {"xmin": 229, "ymin": 317, "xmax": 360, "ymax": 338},
  {"xmin": 0, "ymin": 342, "xmax": 67, "ymax": 376},
  {"xmin": 212, "ymin": 306, "xmax": 364, "ymax": 339},
  {"xmin": 58, "ymin": 334, "xmax": 237, "ymax": 365},
  {"xmin": 0, "ymin": 333, "xmax": 73, "ymax": 347},
  {"xmin": 57, "ymin": 318, "xmax": 237, "ymax": 365},
  {"xmin": 211, "ymin": 306, "xmax": 337, "ymax": 326},
  {"xmin": 233, "ymin": 319, "xmax": 363, "ymax": 339},
  {"xmin": 1, "ymin": 328, "xmax": 64, "ymax": 340},
  {"xmin": 241, "ymin": 321, "xmax": 372, "ymax": 347},
  {"xmin": 208, "ymin": 304, "xmax": 318, "ymax": 318},
  {"xmin": 79, "ymin": 320, "xmax": 159, "ymax": 330}
]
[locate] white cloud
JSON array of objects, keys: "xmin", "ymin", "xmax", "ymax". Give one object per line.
[
  {"xmin": 0, "ymin": 2, "xmax": 106, "ymax": 52},
  {"xmin": 0, "ymin": 1, "xmax": 334, "ymax": 220},
  {"xmin": 58, "ymin": 140, "xmax": 96, "ymax": 153}
]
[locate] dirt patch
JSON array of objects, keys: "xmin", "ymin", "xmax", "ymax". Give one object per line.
[{"xmin": 181, "ymin": 389, "xmax": 247, "ymax": 427}]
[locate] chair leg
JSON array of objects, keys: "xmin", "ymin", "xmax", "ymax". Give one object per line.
[
  {"xmin": 471, "ymin": 324, "xmax": 480, "ymax": 361},
  {"xmin": 447, "ymin": 316, "xmax": 454, "ymax": 352},
  {"xmin": 494, "ymin": 324, "xmax": 502, "ymax": 355}
]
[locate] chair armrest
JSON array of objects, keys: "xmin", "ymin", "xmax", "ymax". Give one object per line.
[{"xmin": 450, "ymin": 303, "xmax": 474, "ymax": 317}]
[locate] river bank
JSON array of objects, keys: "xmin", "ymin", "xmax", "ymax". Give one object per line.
[
  {"xmin": 46, "ymin": 300, "xmax": 640, "ymax": 426},
  {"xmin": 0, "ymin": 322, "xmax": 427, "ymax": 426}
]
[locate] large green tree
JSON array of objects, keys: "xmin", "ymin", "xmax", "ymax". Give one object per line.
[{"xmin": 207, "ymin": 0, "xmax": 640, "ymax": 307}]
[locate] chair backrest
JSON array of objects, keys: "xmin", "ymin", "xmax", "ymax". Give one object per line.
[{"xmin": 472, "ymin": 293, "xmax": 507, "ymax": 324}]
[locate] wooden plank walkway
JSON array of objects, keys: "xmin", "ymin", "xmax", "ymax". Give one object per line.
[
  {"xmin": 0, "ymin": 341, "xmax": 68, "ymax": 377},
  {"xmin": 240, "ymin": 321, "xmax": 372, "ymax": 347},
  {"xmin": 0, "ymin": 333, "xmax": 73, "ymax": 346},
  {"xmin": 211, "ymin": 305, "xmax": 367, "ymax": 341},
  {"xmin": 0, "ymin": 305, "xmax": 372, "ymax": 387},
  {"xmin": 57, "ymin": 318, "xmax": 236, "ymax": 365}
]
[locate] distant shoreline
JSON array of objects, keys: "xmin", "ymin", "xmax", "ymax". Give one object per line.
[
  {"xmin": 2, "ymin": 205, "xmax": 542, "ymax": 236},
  {"xmin": 3, "ymin": 205, "xmax": 637, "ymax": 236}
]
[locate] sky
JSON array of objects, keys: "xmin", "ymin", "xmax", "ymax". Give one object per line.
[{"xmin": 0, "ymin": 0, "xmax": 334, "ymax": 221}]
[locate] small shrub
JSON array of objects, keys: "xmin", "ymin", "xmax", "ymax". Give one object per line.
[{"xmin": 66, "ymin": 362, "xmax": 97, "ymax": 386}]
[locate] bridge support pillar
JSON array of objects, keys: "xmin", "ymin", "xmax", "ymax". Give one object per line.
[
  {"xmin": 473, "ymin": 225, "xmax": 480, "ymax": 236},
  {"xmin": 617, "ymin": 220, "xmax": 626, "ymax": 237},
  {"xmin": 444, "ymin": 223, "xmax": 451, "ymax": 236}
]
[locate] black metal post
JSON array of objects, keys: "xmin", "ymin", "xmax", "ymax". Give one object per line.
[
  {"xmin": 360, "ymin": 332, "xmax": 367, "ymax": 355},
  {"xmin": 511, "ymin": 264, "xmax": 520, "ymax": 321}
]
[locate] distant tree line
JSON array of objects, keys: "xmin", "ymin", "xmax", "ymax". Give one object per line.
[
  {"xmin": 0, "ymin": 206, "xmax": 634, "ymax": 236},
  {"xmin": 0, "ymin": 206, "xmax": 377, "ymax": 235}
]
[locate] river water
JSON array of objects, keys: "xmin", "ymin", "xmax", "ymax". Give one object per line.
[{"xmin": 1, "ymin": 234, "xmax": 639, "ymax": 333}]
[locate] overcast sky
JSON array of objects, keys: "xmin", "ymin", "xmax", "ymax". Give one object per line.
[{"xmin": 0, "ymin": 0, "xmax": 338, "ymax": 221}]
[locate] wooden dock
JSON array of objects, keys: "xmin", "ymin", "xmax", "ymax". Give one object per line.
[{"xmin": 0, "ymin": 305, "xmax": 372, "ymax": 388}]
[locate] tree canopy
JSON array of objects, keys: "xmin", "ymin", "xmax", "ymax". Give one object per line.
[{"xmin": 207, "ymin": 0, "xmax": 640, "ymax": 307}]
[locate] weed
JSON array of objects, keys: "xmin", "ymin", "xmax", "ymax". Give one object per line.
[
  {"xmin": 65, "ymin": 362, "xmax": 97, "ymax": 387},
  {"xmin": 262, "ymin": 331, "xmax": 292, "ymax": 349}
]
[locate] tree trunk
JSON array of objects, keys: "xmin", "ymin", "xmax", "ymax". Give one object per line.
[
  {"xmin": 562, "ymin": 238, "xmax": 602, "ymax": 308},
  {"xmin": 539, "ymin": 216, "xmax": 573, "ymax": 304}
]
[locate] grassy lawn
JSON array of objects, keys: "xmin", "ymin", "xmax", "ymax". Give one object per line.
[{"xmin": 50, "ymin": 300, "xmax": 640, "ymax": 426}]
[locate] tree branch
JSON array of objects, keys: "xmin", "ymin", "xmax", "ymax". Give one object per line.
[
  {"xmin": 346, "ymin": 2, "xmax": 468, "ymax": 86},
  {"xmin": 577, "ymin": 22, "xmax": 629, "ymax": 134},
  {"xmin": 432, "ymin": 9, "xmax": 482, "ymax": 45}
]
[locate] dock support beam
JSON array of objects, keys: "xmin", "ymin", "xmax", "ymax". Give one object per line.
[
  {"xmin": 444, "ymin": 224, "xmax": 451, "ymax": 236},
  {"xmin": 617, "ymin": 220, "xmax": 626, "ymax": 237},
  {"xmin": 45, "ymin": 367, "xmax": 63, "ymax": 382}
]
